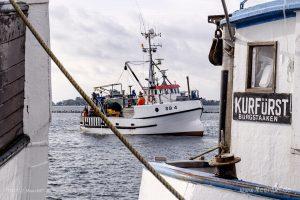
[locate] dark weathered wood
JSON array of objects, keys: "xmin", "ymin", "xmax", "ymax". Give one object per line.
[
  {"xmin": 0, "ymin": 37, "xmax": 26, "ymax": 71},
  {"xmin": 0, "ymin": 61, "xmax": 25, "ymax": 86},
  {"xmin": 0, "ymin": 76, "xmax": 25, "ymax": 104},
  {"xmin": 0, "ymin": 123, "xmax": 23, "ymax": 152},
  {"xmin": 0, "ymin": 109, "xmax": 23, "ymax": 137},
  {"xmin": 0, "ymin": 14, "xmax": 26, "ymax": 44},
  {"xmin": 0, "ymin": 2, "xmax": 27, "ymax": 151},
  {"xmin": 0, "ymin": 92, "xmax": 24, "ymax": 121}
]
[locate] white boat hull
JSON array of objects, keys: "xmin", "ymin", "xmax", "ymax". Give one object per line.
[
  {"xmin": 138, "ymin": 162, "xmax": 300, "ymax": 200},
  {"xmin": 80, "ymin": 100, "xmax": 204, "ymax": 136}
]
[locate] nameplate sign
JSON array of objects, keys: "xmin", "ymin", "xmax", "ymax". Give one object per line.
[{"xmin": 233, "ymin": 93, "xmax": 292, "ymax": 124}]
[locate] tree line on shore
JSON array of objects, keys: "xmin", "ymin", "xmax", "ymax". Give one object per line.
[{"xmin": 53, "ymin": 97, "xmax": 219, "ymax": 106}]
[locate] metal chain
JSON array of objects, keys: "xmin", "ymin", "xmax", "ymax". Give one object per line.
[{"xmin": 9, "ymin": 1, "xmax": 185, "ymax": 199}]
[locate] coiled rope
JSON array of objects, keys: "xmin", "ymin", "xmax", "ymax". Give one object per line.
[{"xmin": 9, "ymin": 0, "xmax": 184, "ymax": 199}]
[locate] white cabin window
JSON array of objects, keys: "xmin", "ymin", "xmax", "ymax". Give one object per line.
[{"xmin": 246, "ymin": 42, "xmax": 277, "ymax": 93}]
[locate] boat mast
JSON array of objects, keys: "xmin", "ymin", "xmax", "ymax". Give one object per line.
[
  {"xmin": 142, "ymin": 29, "xmax": 161, "ymax": 94},
  {"xmin": 148, "ymin": 32, "xmax": 154, "ymax": 87}
]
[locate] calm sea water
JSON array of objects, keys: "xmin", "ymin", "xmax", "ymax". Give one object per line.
[{"xmin": 47, "ymin": 106, "xmax": 219, "ymax": 200}]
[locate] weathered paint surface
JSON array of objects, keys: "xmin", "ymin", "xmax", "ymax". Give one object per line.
[
  {"xmin": 292, "ymin": 9, "xmax": 300, "ymax": 154},
  {"xmin": 0, "ymin": 0, "xmax": 51, "ymax": 199},
  {"xmin": 231, "ymin": 13, "xmax": 300, "ymax": 190}
]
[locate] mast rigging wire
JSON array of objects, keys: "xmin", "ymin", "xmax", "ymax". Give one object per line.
[
  {"xmin": 9, "ymin": 1, "xmax": 184, "ymax": 199},
  {"xmin": 127, "ymin": 60, "xmax": 149, "ymax": 65},
  {"xmin": 116, "ymin": 68, "xmax": 125, "ymax": 83},
  {"xmin": 134, "ymin": 0, "xmax": 146, "ymax": 33}
]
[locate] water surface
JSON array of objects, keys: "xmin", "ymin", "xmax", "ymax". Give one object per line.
[{"xmin": 47, "ymin": 106, "xmax": 219, "ymax": 200}]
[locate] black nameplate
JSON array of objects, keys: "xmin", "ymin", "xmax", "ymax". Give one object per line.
[{"xmin": 233, "ymin": 93, "xmax": 292, "ymax": 124}]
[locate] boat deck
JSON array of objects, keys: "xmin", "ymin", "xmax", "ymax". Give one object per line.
[
  {"xmin": 123, "ymin": 107, "xmax": 134, "ymax": 118},
  {"xmin": 150, "ymin": 161, "xmax": 300, "ymax": 199}
]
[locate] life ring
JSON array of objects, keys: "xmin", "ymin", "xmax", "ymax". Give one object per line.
[{"xmin": 148, "ymin": 94, "xmax": 155, "ymax": 104}]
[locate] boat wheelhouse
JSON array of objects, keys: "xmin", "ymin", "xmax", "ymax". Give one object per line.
[{"xmin": 138, "ymin": 1, "xmax": 300, "ymax": 199}]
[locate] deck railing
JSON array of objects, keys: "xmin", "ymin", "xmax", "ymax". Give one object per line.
[{"xmin": 81, "ymin": 117, "xmax": 104, "ymax": 127}]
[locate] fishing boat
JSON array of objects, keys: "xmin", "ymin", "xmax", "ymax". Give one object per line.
[
  {"xmin": 139, "ymin": 0, "xmax": 300, "ymax": 199},
  {"xmin": 80, "ymin": 29, "xmax": 204, "ymax": 136},
  {"xmin": 0, "ymin": 1, "xmax": 51, "ymax": 199}
]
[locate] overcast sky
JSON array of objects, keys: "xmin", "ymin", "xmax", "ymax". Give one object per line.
[{"xmin": 49, "ymin": 0, "xmax": 268, "ymax": 103}]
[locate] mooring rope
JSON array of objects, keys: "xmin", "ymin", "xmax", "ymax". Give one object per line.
[
  {"xmin": 189, "ymin": 146, "xmax": 220, "ymax": 160},
  {"xmin": 9, "ymin": 1, "xmax": 184, "ymax": 199}
]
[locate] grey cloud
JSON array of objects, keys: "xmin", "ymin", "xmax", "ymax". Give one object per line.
[{"xmin": 50, "ymin": 0, "xmax": 240, "ymax": 101}]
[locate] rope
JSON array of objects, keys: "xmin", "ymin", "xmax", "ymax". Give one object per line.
[
  {"xmin": 116, "ymin": 69, "xmax": 125, "ymax": 83},
  {"xmin": 189, "ymin": 146, "xmax": 220, "ymax": 160},
  {"xmin": 9, "ymin": 1, "xmax": 185, "ymax": 199}
]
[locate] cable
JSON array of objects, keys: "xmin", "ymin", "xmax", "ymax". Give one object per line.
[
  {"xmin": 116, "ymin": 68, "xmax": 125, "ymax": 83},
  {"xmin": 133, "ymin": 0, "xmax": 146, "ymax": 32},
  {"xmin": 128, "ymin": 60, "xmax": 148, "ymax": 65}
]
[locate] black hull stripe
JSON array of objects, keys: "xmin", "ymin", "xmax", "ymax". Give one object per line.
[
  {"xmin": 81, "ymin": 127, "xmax": 203, "ymax": 136},
  {"xmin": 134, "ymin": 107, "xmax": 203, "ymax": 119},
  {"xmin": 83, "ymin": 124, "xmax": 157, "ymax": 130}
]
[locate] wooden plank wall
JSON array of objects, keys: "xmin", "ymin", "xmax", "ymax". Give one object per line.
[{"xmin": 0, "ymin": 4, "xmax": 28, "ymax": 151}]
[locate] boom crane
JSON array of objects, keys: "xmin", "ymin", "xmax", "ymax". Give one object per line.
[{"xmin": 124, "ymin": 61, "xmax": 145, "ymax": 92}]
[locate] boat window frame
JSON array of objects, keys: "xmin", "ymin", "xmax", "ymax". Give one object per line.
[{"xmin": 245, "ymin": 41, "xmax": 277, "ymax": 93}]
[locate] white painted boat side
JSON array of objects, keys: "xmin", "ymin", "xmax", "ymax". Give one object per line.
[
  {"xmin": 132, "ymin": 100, "xmax": 202, "ymax": 119},
  {"xmin": 0, "ymin": 1, "xmax": 51, "ymax": 199},
  {"xmin": 81, "ymin": 110, "xmax": 204, "ymax": 135},
  {"xmin": 231, "ymin": 12, "xmax": 300, "ymax": 190},
  {"xmin": 80, "ymin": 100, "xmax": 204, "ymax": 135},
  {"xmin": 138, "ymin": 169, "xmax": 265, "ymax": 200}
]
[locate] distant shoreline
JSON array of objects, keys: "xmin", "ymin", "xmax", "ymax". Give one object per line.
[
  {"xmin": 53, "ymin": 97, "xmax": 220, "ymax": 106},
  {"xmin": 51, "ymin": 105, "xmax": 219, "ymax": 113}
]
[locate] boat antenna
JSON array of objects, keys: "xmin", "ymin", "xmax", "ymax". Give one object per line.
[
  {"xmin": 141, "ymin": 28, "xmax": 162, "ymax": 88},
  {"xmin": 153, "ymin": 61, "xmax": 172, "ymax": 85},
  {"xmin": 221, "ymin": 0, "xmax": 235, "ymax": 41}
]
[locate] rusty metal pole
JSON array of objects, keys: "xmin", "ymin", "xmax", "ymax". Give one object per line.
[
  {"xmin": 219, "ymin": 0, "xmax": 235, "ymax": 153},
  {"xmin": 186, "ymin": 76, "xmax": 191, "ymax": 100},
  {"xmin": 222, "ymin": 26, "xmax": 235, "ymax": 153}
]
